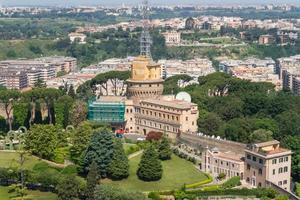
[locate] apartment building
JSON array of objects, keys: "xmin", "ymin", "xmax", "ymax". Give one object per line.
[
  {"xmin": 201, "ymin": 147, "xmax": 245, "ymax": 179},
  {"xmin": 244, "ymin": 140, "xmax": 292, "ymax": 191},
  {"xmin": 0, "ymin": 56, "xmax": 76, "ymax": 89},
  {"xmin": 0, "ymin": 71, "xmax": 27, "ymax": 90},
  {"xmin": 162, "ymin": 31, "xmax": 181, "ymax": 46},
  {"xmin": 259, "ymin": 35, "xmax": 275, "ymax": 45},
  {"xmin": 277, "ymin": 55, "xmax": 300, "ymax": 95},
  {"xmin": 35, "ymin": 56, "xmax": 77, "ymax": 73},
  {"xmin": 158, "ymin": 58, "xmax": 214, "ymax": 79}
]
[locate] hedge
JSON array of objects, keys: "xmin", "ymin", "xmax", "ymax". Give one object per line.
[
  {"xmin": 185, "ymin": 174, "xmax": 213, "ymax": 189},
  {"xmin": 185, "ymin": 187, "xmax": 278, "ymax": 198},
  {"xmin": 222, "ymin": 176, "xmax": 241, "ymax": 189}
]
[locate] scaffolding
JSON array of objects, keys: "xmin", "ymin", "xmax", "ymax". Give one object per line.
[{"xmin": 88, "ymin": 98, "xmax": 125, "ymax": 124}]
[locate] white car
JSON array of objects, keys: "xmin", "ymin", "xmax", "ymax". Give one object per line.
[{"xmin": 137, "ymin": 137, "xmax": 146, "ymax": 141}]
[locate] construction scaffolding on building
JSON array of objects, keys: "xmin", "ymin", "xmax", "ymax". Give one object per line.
[{"xmin": 88, "ymin": 96, "xmax": 126, "ymax": 128}]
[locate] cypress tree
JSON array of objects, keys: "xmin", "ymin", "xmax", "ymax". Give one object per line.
[
  {"xmin": 68, "ymin": 85, "xmax": 76, "ymax": 99},
  {"xmin": 86, "ymin": 161, "xmax": 99, "ymax": 200},
  {"xmin": 108, "ymin": 139, "xmax": 129, "ymax": 180},
  {"xmin": 34, "ymin": 101, "xmax": 43, "ymax": 124},
  {"xmin": 83, "ymin": 129, "xmax": 114, "ymax": 177},
  {"xmin": 158, "ymin": 137, "xmax": 172, "ymax": 160},
  {"xmin": 137, "ymin": 145, "xmax": 162, "ymax": 181}
]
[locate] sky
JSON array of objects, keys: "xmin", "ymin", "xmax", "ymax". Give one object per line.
[{"xmin": 1, "ymin": 0, "xmax": 300, "ymax": 7}]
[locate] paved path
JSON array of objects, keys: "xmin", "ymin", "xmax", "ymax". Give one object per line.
[{"xmin": 128, "ymin": 150, "xmax": 143, "ymax": 159}]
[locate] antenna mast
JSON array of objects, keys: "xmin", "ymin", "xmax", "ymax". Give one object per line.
[{"xmin": 140, "ymin": 0, "xmax": 152, "ymax": 58}]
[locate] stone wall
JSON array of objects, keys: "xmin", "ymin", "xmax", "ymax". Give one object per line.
[{"xmin": 178, "ymin": 133, "xmax": 246, "ymax": 157}]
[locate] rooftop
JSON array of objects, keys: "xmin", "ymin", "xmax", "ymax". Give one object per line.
[{"xmin": 141, "ymin": 97, "xmax": 197, "ymax": 110}]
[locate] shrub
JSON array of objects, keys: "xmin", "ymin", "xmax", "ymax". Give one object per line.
[
  {"xmin": 217, "ymin": 172, "xmax": 226, "ymax": 180},
  {"xmin": 148, "ymin": 191, "xmax": 161, "ymax": 200},
  {"xmin": 184, "ymin": 188, "xmax": 278, "ymax": 198},
  {"xmin": 185, "ymin": 174, "xmax": 213, "ymax": 189},
  {"xmin": 125, "ymin": 145, "xmax": 140, "ymax": 156},
  {"xmin": 222, "ymin": 176, "xmax": 241, "ymax": 189},
  {"xmin": 146, "ymin": 131, "xmax": 163, "ymax": 141},
  {"xmin": 94, "ymin": 185, "xmax": 146, "ymax": 200}
]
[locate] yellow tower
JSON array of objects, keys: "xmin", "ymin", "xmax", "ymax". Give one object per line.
[{"xmin": 127, "ymin": 55, "xmax": 164, "ymax": 99}]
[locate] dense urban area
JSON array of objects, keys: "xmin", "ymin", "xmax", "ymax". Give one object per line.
[{"xmin": 0, "ymin": 1, "xmax": 300, "ymax": 200}]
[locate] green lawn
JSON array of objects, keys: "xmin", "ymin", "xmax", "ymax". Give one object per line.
[
  {"xmin": 0, "ymin": 186, "xmax": 57, "ymax": 200},
  {"xmin": 103, "ymin": 154, "xmax": 209, "ymax": 191},
  {"xmin": 0, "ymin": 151, "xmax": 44, "ymax": 169}
]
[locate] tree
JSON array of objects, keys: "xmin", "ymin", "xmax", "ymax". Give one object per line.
[
  {"xmin": 83, "ymin": 129, "xmax": 114, "ymax": 177},
  {"xmin": 86, "ymin": 161, "xmax": 99, "ymax": 200},
  {"xmin": 55, "ymin": 95, "xmax": 74, "ymax": 128},
  {"xmin": 137, "ymin": 145, "xmax": 162, "ymax": 181},
  {"xmin": 24, "ymin": 124, "xmax": 59, "ymax": 160},
  {"xmin": 69, "ymin": 101, "xmax": 87, "ymax": 127},
  {"xmin": 68, "ymin": 85, "xmax": 76, "ymax": 99},
  {"xmin": 108, "ymin": 139, "xmax": 129, "ymax": 180},
  {"xmin": 249, "ymin": 129, "xmax": 273, "ymax": 143},
  {"xmin": 34, "ymin": 78, "xmax": 46, "ymax": 88},
  {"xmin": 0, "ymin": 89, "xmax": 21, "ymax": 130},
  {"xmin": 57, "ymin": 175, "xmax": 81, "ymax": 200},
  {"xmin": 40, "ymin": 88, "xmax": 62, "ymax": 124},
  {"xmin": 275, "ymin": 110, "xmax": 300, "ymax": 136},
  {"xmin": 69, "ymin": 122, "xmax": 94, "ymax": 164},
  {"xmin": 158, "ymin": 137, "xmax": 172, "ymax": 160},
  {"xmin": 198, "ymin": 112, "xmax": 224, "ymax": 136}
]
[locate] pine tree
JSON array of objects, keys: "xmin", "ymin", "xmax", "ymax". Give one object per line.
[
  {"xmin": 158, "ymin": 137, "xmax": 172, "ymax": 160},
  {"xmin": 108, "ymin": 139, "xmax": 129, "ymax": 180},
  {"xmin": 86, "ymin": 161, "xmax": 99, "ymax": 200},
  {"xmin": 68, "ymin": 85, "xmax": 76, "ymax": 99},
  {"xmin": 83, "ymin": 129, "xmax": 114, "ymax": 177},
  {"xmin": 137, "ymin": 145, "xmax": 162, "ymax": 181}
]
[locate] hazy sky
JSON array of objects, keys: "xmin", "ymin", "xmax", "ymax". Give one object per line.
[{"xmin": 1, "ymin": 0, "xmax": 300, "ymax": 6}]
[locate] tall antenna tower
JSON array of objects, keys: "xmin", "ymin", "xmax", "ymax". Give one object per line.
[{"xmin": 140, "ymin": 0, "xmax": 152, "ymax": 58}]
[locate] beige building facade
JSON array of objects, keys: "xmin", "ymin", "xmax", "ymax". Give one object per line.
[
  {"xmin": 244, "ymin": 140, "xmax": 292, "ymax": 191},
  {"xmin": 201, "ymin": 147, "xmax": 245, "ymax": 179}
]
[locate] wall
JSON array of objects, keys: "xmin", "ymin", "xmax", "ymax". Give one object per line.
[{"xmin": 178, "ymin": 133, "xmax": 246, "ymax": 156}]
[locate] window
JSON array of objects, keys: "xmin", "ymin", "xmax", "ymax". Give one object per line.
[
  {"xmin": 247, "ymin": 154, "xmax": 251, "ymax": 160},
  {"xmin": 186, "ymin": 117, "xmax": 188, "ymax": 121},
  {"xmin": 215, "ymin": 160, "xmax": 218, "ymax": 164},
  {"xmin": 247, "ymin": 164, "xmax": 250, "ymax": 170},
  {"xmin": 272, "ymin": 159, "xmax": 277, "ymax": 164},
  {"xmin": 221, "ymin": 161, "xmax": 223, "ymax": 165},
  {"xmin": 226, "ymin": 162, "xmax": 229, "ymax": 166},
  {"xmin": 259, "ymin": 159, "xmax": 263, "ymax": 164},
  {"xmin": 284, "ymin": 157, "xmax": 288, "ymax": 162},
  {"xmin": 284, "ymin": 167, "xmax": 288, "ymax": 172},
  {"xmin": 279, "ymin": 157, "xmax": 284, "ymax": 163},
  {"xmin": 278, "ymin": 181, "xmax": 282, "ymax": 186},
  {"xmin": 283, "ymin": 180, "xmax": 287, "ymax": 185},
  {"xmin": 273, "ymin": 169, "xmax": 275, "ymax": 175},
  {"xmin": 252, "ymin": 156, "xmax": 257, "ymax": 162},
  {"xmin": 279, "ymin": 168, "xmax": 283, "ymax": 174},
  {"xmin": 258, "ymin": 168, "xmax": 262, "ymax": 175}
]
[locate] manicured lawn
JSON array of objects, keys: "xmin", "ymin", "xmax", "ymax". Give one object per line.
[
  {"xmin": 0, "ymin": 151, "xmax": 44, "ymax": 169},
  {"xmin": 0, "ymin": 186, "xmax": 57, "ymax": 200},
  {"xmin": 103, "ymin": 154, "xmax": 209, "ymax": 191}
]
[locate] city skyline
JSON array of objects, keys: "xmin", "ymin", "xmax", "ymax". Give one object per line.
[{"xmin": 1, "ymin": 0, "xmax": 300, "ymax": 6}]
